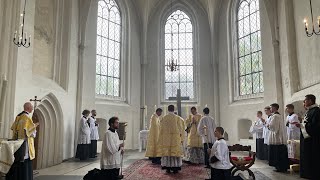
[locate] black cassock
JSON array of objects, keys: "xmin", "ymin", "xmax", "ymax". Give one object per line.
[{"xmin": 300, "ymin": 105, "xmax": 320, "ymax": 180}]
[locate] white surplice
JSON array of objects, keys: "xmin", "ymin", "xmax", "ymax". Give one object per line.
[
  {"xmin": 197, "ymin": 115, "xmax": 216, "ymax": 144},
  {"xmin": 100, "ymin": 129, "xmax": 122, "ymax": 169}
]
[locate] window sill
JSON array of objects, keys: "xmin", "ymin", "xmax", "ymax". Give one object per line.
[
  {"xmin": 95, "ymin": 95, "xmax": 128, "ymax": 106},
  {"xmin": 231, "ymin": 93, "xmax": 264, "ymax": 106}
]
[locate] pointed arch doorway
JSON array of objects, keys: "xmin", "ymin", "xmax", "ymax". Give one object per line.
[{"xmin": 31, "ymin": 93, "xmax": 64, "ymax": 169}]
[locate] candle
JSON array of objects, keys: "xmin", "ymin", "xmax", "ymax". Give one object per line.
[
  {"xmin": 205, "ymin": 104, "xmax": 208, "ymax": 108},
  {"xmin": 186, "ymin": 106, "xmax": 189, "ymax": 116},
  {"xmin": 14, "ymin": 31, "xmax": 17, "ymax": 39},
  {"xmin": 3, "ymin": 74, "xmax": 7, "ymax": 81},
  {"xmin": 154, "ymin": 105, "xmax": 157, "ymax": 112}
]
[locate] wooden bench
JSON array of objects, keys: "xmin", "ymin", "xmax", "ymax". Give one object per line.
[{"xmin": 228, "ymin": 144, "xmax": 256, "ymax": 180}]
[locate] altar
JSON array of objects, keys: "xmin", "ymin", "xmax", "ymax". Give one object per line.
[{"xmin": 0, "ymin": 139, "xmax": 24, "ymax": 174}]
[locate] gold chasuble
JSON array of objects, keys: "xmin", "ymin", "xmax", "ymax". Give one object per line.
[
  {"xmin": 11, "ymin": 112, "xmax": 36, "ymax": 160},
  {"xmin": 185, "ymin": 114, "xmax": 202, "ymax": 148},
  {"xmin": 157, "ymin": 113, "xmax": 183, "ymax": 157},
  {"xmin": 145, "ymin": 113, "xmax": 161, "ymax": 157}
]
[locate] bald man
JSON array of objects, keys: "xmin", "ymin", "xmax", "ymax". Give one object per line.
[{"xmin": 8, "ymin": 102, "xmax": 39, "ymax": 180}]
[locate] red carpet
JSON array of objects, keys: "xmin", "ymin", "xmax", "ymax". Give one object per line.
[{"xmin": 123, "ymin": 159, "xmax": 209, "ymax": 180}]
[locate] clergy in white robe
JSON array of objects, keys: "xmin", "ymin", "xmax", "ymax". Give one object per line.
[
  {"xmin": 208, "ymin": 127, "xmax": 232, "ymax": 180},
  {"xmin": 100, "ymin": 117, "xmax": 123, "ymax": 180},
  {"xmin": 76, "ymin": 110, "xmax": 91, "ymax": 160},
  {"xmin": 285, "ymin": 104, "xmax": 300, "ymax": 140},
  {"xmin": 145, "ymin": 108, "xmax": 162, "ymax": 164},
  {"xmin": 88, "ymin": 110, "xmax": 99, "ymax": 158},
  {"xmin": 197, "ymin": 108, "xmax": 216, "ymax": 167},
  {"xmin": 249, "ymin": 111, "xmax": 264, "ymax": 160},
  {"xmin": 268, "ymin": 103, "xmax": 289, "ymax": 172},
  {"xmin": 263, "ymin": 106, "xmax": 272, "ymax": 161}
]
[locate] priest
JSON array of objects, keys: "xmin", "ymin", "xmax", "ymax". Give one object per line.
[
  {"xmin": 8, "ymin": 102, "xmax": 39, "ymax": 180},
  {"xmin": 268, "ymin": 103, "xmax": 289, "ymax": 172},
  {"xmin": 157, "ymin": 105, "xmax": 183, "ymax": 174},
  {"xmin": 145, "ymin": 108, "xmax": 162, "ymax": 164},
  {"xmin": 299, "ymin": 94, "xmax": 320, "ymax": 179},
  {"xmin": 185, "ymin": 107, "xmax": 203, "ymax": 164}
]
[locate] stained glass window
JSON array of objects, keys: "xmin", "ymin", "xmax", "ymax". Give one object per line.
[
  {"xmin": 164, "ymin": 10, "xmax": 194, "ymax": 100},
  {"xmin": 237, "ymin": 0, "xmax": 263, "ymax": 96},
  {"xmin": 96, "ymin": 0, "xmax": 121, "ymax": 97}
]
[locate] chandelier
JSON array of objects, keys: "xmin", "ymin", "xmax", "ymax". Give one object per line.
[
  {"xmin": 13, "ymin": 0, "xmax": 31, "ymax": 48},
  {"xmin": 304, "ymin": 0, "xmax": 320, "ymax": 37},
  {"xmin": 166, "ymin": 49, "xmax": 179, "ymax": 72},
  {"xmin": 166, "ymin": 0, "xmax": 179, "ymax": 72}
]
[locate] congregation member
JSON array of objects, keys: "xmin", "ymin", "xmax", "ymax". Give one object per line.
[
  {"xmin": 145, "ymin": 108, "xmax": 162, "ymax": 164},
  {"xmin": 197, "ymin": 107, "xmax": 216, "ymax": 168},
  {"xmin": 157, "ymin": 105, "xmax": 183, "ymax": 174},
  {"xmin": 262, "ymin": 106, "xmax": 272, "ymax": 161},
  {"xmin": 100, "ymin": 117, "xmax": 124, "ymax": 180},
  {"xmin": 88, "ymin": 110, "xmax": 99, "ymax": 158},
  {"xmin": 268, "ymin": 103, "xmax": 289, "ymax": 172},
  {"xmin": 185, "ymin": 107, "xmax": 203, "ymax": 164},
  {"xmin": 299, "ymin": 94, "xmax": 320, "ymax": 179},
  {"xmin": 249, "ymin": 111, "xmax": 265, "ymax": 160},
  {"xmin": 285, "ymin": 104, "xmax": 300, "ymax": 140},
  {"xmin": 76, "ymin": 110, "xmax": 91, "ymax": 160},
  {"xmin": 8, "ymin": 102, "xmax": 39, "ymax": 180},
  {"xmin": 208, "ymin": 127, "xmax": 232, "ymax": 180}
]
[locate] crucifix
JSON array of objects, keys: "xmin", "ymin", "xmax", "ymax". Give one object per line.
[
  {"xmin": 30, "ymin": 96, "xmax": 41, "ymax": 108},
  {"xmin": 168, "ymin": 89, "xmax": 189, "ymax": 116}
]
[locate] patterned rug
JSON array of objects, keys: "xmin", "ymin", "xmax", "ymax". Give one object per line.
[
  {"xmin": 123, "ymin": 159, "xmax": 271, "ymax": 180},
  {"xmin": 123, "ymin": 159, "xmax": 209, "ymax": 180}
]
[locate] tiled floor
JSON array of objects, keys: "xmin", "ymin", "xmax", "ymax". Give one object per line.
[{"xmin": 35, "ymin": 150, "xmax": 303, "ymax": 180}]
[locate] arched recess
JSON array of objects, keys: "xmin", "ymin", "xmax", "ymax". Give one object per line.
[{"xmin": 33, "ymin": 93, "xmax": 63, "ymax": 169}]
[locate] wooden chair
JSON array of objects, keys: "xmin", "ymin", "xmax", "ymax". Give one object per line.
[{"xmin": 228, "ymin": 144, "xmax": 256, "ymax": 180}]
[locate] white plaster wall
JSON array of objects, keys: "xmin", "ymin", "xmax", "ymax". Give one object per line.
[
  {"xmin": 279, "ymin": 0, "xmax": 320, "ymax": 107},
  {"xmin": 11, "ymin": 0, "xmax": 79, "ymax": 160},
  {"xmin": 81, "ymin": 0, "xmax": 141, "ymax": 150},
  {"xmin": 214, "ymin": 0, "xmax": 284, "ymax": 145}
]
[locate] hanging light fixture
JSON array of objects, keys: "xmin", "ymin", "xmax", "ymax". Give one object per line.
[
  {"xmin": 166, "ymin": 0, "xmax": 179, "ymax": 72},
  {"xmin": 13, "ymin": 0, "xmax": 31, "ymax": 48},
  {"xmin": 304, "ymin": 0, "xmax": 320, "ymax": 37}
]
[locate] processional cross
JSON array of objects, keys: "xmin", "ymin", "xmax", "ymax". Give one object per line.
[{"xmin": 30, "ymin": 96, "xmax": 41, "ymax": 108}]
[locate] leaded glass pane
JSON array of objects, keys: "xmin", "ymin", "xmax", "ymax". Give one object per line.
[
  {"xmin": 164, "ymin": 10, "xmax": 194, "ymax": 100},
  {"xmin": 96, "ymin": 0, "xmax": 121, "ymax": 97},
  {"xmin": 237, "ymin": 0, "xmax": 263, "ymax": 96}
]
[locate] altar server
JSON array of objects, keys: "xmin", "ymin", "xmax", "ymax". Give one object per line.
[
  {"xmin": 285, "ymin": 104, "xmax": 300, "ymax": 140},
  {"xmin": 263, "ymin": 106, "xmax": 272, "ymax": 161},
  {"xmin": 249, "ymin": 111, "xmax": 264, "ymax": 160},
  {"xmin": 208, "ymin": 127, "xmax": 232, "ymax": 180},
  {"xmin": 268, "ymin": 103, "xmax": 289, "ymax": 172},
  {"xmin": 100, "ymin": 117, "xmax": 124, "ymax": 180},
  {"xmin": 88, "ymin": 110, "xmax": 99, "ymax": 158},
  {"xmin": 76, "ymin": 110, "xmax": 91, "ymax": 160}
]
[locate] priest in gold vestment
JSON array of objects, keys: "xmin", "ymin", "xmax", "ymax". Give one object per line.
[
  {"xmin": 157, "ymin": 105, "xmax": 183, "ymax": 174},
  {"xmin": 185, "ymin": 106, "xmax": 203, "ymax": 164},
  {"xmin": 8, "ymin": 102, "xmax": 38, "ymax": 180},
  {"xmin": 145, "ymin": 108, "xmax": 162, "ymax": 164}
]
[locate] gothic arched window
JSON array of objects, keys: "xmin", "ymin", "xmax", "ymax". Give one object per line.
[
  {"xmin": 164, "ymin": 10, "xmax": 194, "ymax": 100},
  {"xmin": 237, "ymin": 0, "xmax": 263, "ymax": 96},
  {"xmin": 96, "ymin": 0, "xmax": 121, "ymax": 97}
]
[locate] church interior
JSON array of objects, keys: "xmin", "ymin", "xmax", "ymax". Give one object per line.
[{"xmin": 0, "ymin": 0, "xmax": 320, "ymax": 179}]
